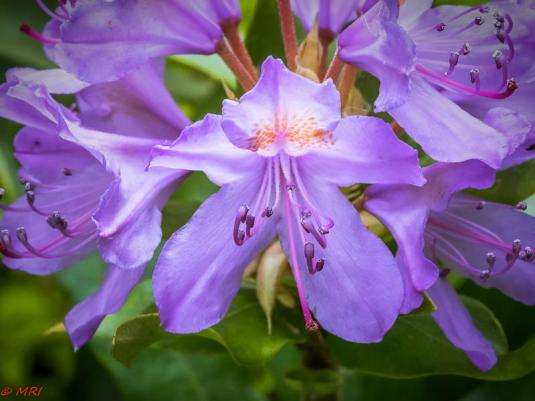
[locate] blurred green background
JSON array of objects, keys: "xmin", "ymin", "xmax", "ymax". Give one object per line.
[{"xmin": 1, "ymin": 1, "xmax": 535, "ymax": 400}]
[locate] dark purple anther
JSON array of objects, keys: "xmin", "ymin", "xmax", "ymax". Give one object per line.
[
  {"xmin": 486, "ymin": 252, "xmax": 496, "ymax": 270},
  {"xmin": 512, "ymin": 239, "xmax": 522, "ymax": 255},
  {"xmin": 435, "ymin": 22, "xmax": 446, "ymax": 32},
  {"xmin": 47, "ymin": 211, "xmax": 68, "ymax": 230},
  {"xmin": 237, "ymin": 204, "xmax": 249, "ymax": 223},
  {"xmin": 447, "ymin": 52, "xmax": 460, "ymax": 75},
  {"xmin": 474, "ymin": 16, "xmax": 484, "ymax": 25},
  {"xmin": 470, "ymin": 68, "xmax": 481, "ymax": 90},
  {"xmin": 304, "ymin": 242, "xmax": 315, "ymax": 259},
  {"xmin": 26, "ymin": 190, "xmax": 36, "ymax": 205},
  {"xmin": 494, "ymin": 12, "xmax": 505, "ymax": 23},
  {"xmin": 305, "ymin": 242, "xmax": 316, "ymax": 274},
  {"xmin": 516, "ymin": 202, "xmax": 527, "ymax": 211},
  {"xmin": 475, "ymin": 199, "xmax": 485, "ymax": 210},
  {"xmin": 318, "ymin": 226, "xmax": 330, "ymax": 235},
  {"xmin": 479, "ymin": 6, "xmax": 490, "ymax": 13},
  {"xmin": 62, "ymin": 168, "xmax": 73, "ymax": 176},
  {"xmin": 245, "ymin": 214, "xmax": 255, "ymax": 237},
  {"xmin": 0, "ymin": 229, "xmax": 11, "ymax": 248},
  {"xmin": 461, "ymin": 43, "xmax": 471, "ymax": 55},
  {"xmin": 16, "ymin": 227, "xmax": 28, "ymax": 243},
  {"xmin": 480, "ymin": 269, "xmax": 491, "ymax": 281},
  {"xmin": 493, "ymin": 50, "xmax": 505, "ymax": 69},
  {"xmin": 315, "ymin": 258, "xmax": 325, "ymax": 272},
  {"xmin": 24, "ymin": 181, "xmax": 35, "ymax": 192},
  {"xmin": 261, "ymin": 206, "xmax": 273, "ymax": 218},
  {"xmin": 286, "ymin": 184, "xmax": 296, "ymax": 191},
  {"xmin": 521, "ymin": 246, "xmax": 534, "ymax": 262},
  {"xmin": 494, "ymin": 20, "xmax": 504, "ymax": 29},
  {"xmin": 506, "ymin": 78, "xmax": 518, "ymax": 93}
]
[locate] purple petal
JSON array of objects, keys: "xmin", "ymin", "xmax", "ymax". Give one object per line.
[
  {"xmin": 44, "ymin": 0, "xmax": 225, "ymax": 83},
  {"xmin": 292, "ymin": 0, "xmax": 359, "ymax": 37},
  {"xmin": 278, "ymin": 175, "xmax": 403, "ymax": 342},
  {"xmin": 150, "ymin": 114, "xmax": 263, "ymax": 186},
  {"xmin": 428, "ymin": 278, "xmax": 497, "ymax": 371},
  {"xmin": 366, "ymin": 161, "xmax": 495, "ymax": 297},
  {"xmin": 222, "ymin": 57, "xmax": 340, "ymax": 157},
  {"xmin": 65, "ymin": 264, "xmax": 145, "ymax": 350},
  {"xmin": 398, "ymin": 0, "xmax": 433, "ymax": 31},
  {"xmin": 77, "ymin": 60, "xmax": 190, "ymax": 139},
  {"xmin": 389, "ymin": 76, "xmax": 512, "ymax": 168},
  {"xmin": 6, "ymin": 68, "xmax": 89, "ymax": 94},
  {"xmin": 153, "ymin": 179, "xmax": 277, "ymax": 333},
  {"xmin": 338, "ymin": 0, "xmax": 415, "ymax": 111},
  {"xmin": 61, "ymin": 122, "xmax": 186, "ymax": 245},
  {"xmin": 300, "ymin": 115, "xmax": 425, "ymax": 187},
  {"xmin": 502, "ymin": 125, "xmax": 535, "ymax": 169}
]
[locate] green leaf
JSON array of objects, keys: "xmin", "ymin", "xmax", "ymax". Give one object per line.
[
  {"xmin": 471, "ymin": 159, "xmax": 535, "ymax": 205},
  {"xmin": 245, "ymin": 0, "xmax": 285, "ymax": 65},
  {"xmin": 112, "ymin": 288, "xmax": 303, "ymax": 367},
  {"xmin": 328, "ymin": 296, "xmax": 535, "ymax": 380}
]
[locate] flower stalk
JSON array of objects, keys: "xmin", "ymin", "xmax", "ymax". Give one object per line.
[
  {"xmin": 222, "ymin": 22, "xmax": 258, "ymax": 80},
  {"xmin": 217, "ymin": 40, "xmax": 256, "ymax": 91},
  {"xmin": 277, "ymin": 0, "xmax": 299, "ymax": 71}
]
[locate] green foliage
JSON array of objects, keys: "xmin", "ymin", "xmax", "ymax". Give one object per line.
[
  {"xmin": 112, "ymin": 288, "xmax": 303, "ymax": 367},
  {"xmin": 328, "ymin": 296, "xmax": 535, "ymax": 380}
]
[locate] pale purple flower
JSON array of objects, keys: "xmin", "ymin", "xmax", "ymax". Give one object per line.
[
  {"xmin": 365, "ymin": 153, "xmax": 535, "ymax": 370},
  {"xmin": 148, "ymin": 57, "xmax": 425, "ymax": 342},
  {"xmin": 0, "ymin": 61, "xmax": 189, "ymax": 348},
  {"xmin": 23, "ymin": 0, "xmax": 240, "ymax": 83},
  {"xmin": 337, "ymin": 0, "xmax": 535, "ymax": 168}
]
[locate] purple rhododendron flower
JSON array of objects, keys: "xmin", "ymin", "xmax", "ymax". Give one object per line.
[
  {"xmin": 337, "ymin": 0, "xmax": 534, "ymax": 168},
  {"xmin": 149, "ymin": 57, "xmax": 426, "ymax": 343},
  {"xmin": 365, "ymin": 152, "xmax": 535, "ymax": 370},
  {"xmin": 0, "ymin": 61, "xmax": 189, "ymax": 348},
  {"xmin": 24, "ymin": 0, "xmax": 240, "ymax": 83}
]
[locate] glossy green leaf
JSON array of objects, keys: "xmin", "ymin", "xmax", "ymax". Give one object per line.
[
  {"xmin": 245, "ymin": 0, "xmax": 285, "ymax": 65},
  {"xmin": 471, "ymin": 159, "xmax": 535, "ymax": 205},
  {"xmin": 328, "ymin": 296, "xmax": 535, "ymax": 380},
  {"xmin": 112, "ymin": 288, "xmax": 303, "ymax": 367}
]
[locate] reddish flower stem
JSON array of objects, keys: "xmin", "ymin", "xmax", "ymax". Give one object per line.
[
  {"xmin": 339, "ymin": 65, "xmax": 358, "ymax": 108},
  {"xmin": 277, "ymin": 0, "xmax": 298, "ymax": 71},
  {"xmin": 222, "ymin": 22, "xmax": 258, "ymax": 80},
  {"xmin": 324, "ymin": 48, "xmax": 344, "ymax": 83},
  {"xmin": 217, "ymin": 40, "xmax": 256, "ymax": 91}
]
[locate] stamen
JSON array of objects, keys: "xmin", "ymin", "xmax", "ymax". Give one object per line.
[
  {"xmin": 460, "ymin": 43, "xmax": 471, "ymax": 55},
  {"xmin": 300, "ymin": 217, "xmax": 327, "ymax": 248},
  {"xmin": 493, "ymin": 50, "xmax": 505, "ymax": 69},
  {"xmin": 512, "ymin": 239, "xmax": 522, "ymax": 255},
  {"xmin": 20, "ymin": 23, "xmax": 61, "ymax": 45},
  {"xmin": 1, "ymin": 229, "xmax": 12, "ymax": 248},
  {"xmin": 304, "ymin": 242, "xmax": 316, "ymax": 274},
  {"xmin": 233, "ymin": 204, "xmax": 249, "ymax": 245},
  {"xmin": 435, "ymin": 23, "xmax": 447, "ymax": 32},
  {"xmin": 475, "ymin": 199, "xmax": 486, "ymax": 210},
  {"xmin": 486, "ymin": 252, "xmax": 496, "ymax": 269},
  {"xmin": 519, "ymin": 247, "xmax": 534, "ymax": 262},
  {"xmin": 315, "ymin": 258, "xmax": 325, "ymax": 272},
  {"xmin": 439, "ymin": 268, "xmax": 451, "ymax": 278},
  {"xmin": 261, "ymin": 207, "xmax": 273, "ymax": 218},
  {"xmin": 474, "ymin": 16, "xmax": 485, "ymax": 26},
  {"xmin": 416, "ymin": 65, "xmax": 516, "ymax": 99},
  {"xmin": 516, "ymin": 202, "xmax": 527, "ymax": 211},
  {"xmin": 446, "ymin": 52, "xmax": 460, "ymax": 75},
  {"xmin": 62, "ymin": 168, "xmax": 73, "ymax": 176},
  {"xmin": 245, "ymin": 214, "xmax": 255, "ymax": 237}
]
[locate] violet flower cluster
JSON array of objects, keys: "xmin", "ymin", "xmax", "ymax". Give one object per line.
[{"xmin": 0, "ymin": 0, "xmax": 534, "ymax": 372}]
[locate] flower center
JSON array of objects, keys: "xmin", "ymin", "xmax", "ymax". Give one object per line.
[
  {"xmin": 425, "ymin": 197, "xmax": 534, "ymax": 282},
  {"xmin": 249, "ymin": 110, "xmax": 335, "ymax": 155},
  {"xmin": 412, "ymin": 5, "xmax": 518, "ymax": 99}
]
